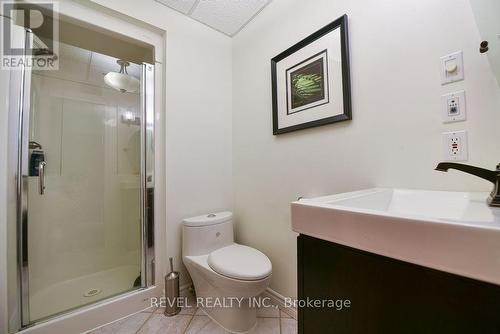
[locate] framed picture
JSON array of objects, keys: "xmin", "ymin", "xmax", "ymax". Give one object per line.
[{"xmin": 271, "ymin": 15, "xmax": 351, "ymax": 135}]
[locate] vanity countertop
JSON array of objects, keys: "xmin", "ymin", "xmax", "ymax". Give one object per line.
[{"xmin": 291, "ymin": 188, "xmax": 500, "ymax": 285}]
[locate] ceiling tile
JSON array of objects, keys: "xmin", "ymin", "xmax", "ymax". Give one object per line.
[
  {"xmin": 191, "ymin": 0, "xmax": 270, "ymax": 36},
  {"xmin": 155, "ymin": 0, "xmax": 198, "ymax": 14}
]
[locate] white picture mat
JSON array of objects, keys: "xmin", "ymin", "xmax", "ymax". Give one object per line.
[
  {"xmin": 276, "ymin": 28, "xmax": 343, "ymax": 129},
  {"xmin": 286, "ymin": 51, "xmax": 329, "ymax": 114}
]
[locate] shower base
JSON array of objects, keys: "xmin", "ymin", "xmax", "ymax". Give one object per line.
[{"xmin": 30, "ymin": 264, "xmax": 140, "ymax": 321}]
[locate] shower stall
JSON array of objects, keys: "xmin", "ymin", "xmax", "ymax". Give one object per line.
[{"xmin": 2, "ymin": 11, "xmax": 156, "ymax": 332}]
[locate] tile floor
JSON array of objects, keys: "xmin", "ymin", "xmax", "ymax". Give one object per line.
[{"xmin": 86, "ymin": 295, "xmax": 297, "ymax": 334}]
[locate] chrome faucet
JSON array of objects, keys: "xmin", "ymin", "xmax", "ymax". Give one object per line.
[{"xmin": 435, "ymin": 162, "xmax": 500, "ymax": 207}]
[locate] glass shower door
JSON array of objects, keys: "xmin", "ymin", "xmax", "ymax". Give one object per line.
[{"xmin": 17, "ymin": 30, "xmax": 154, "ymax": 325}]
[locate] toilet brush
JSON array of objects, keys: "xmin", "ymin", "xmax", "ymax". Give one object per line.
[{"xmin": 164, "ymin": 257, "xmax": 181, "ymax": 316}]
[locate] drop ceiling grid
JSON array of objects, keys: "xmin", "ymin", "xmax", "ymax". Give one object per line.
[
  {"xmin": 155, "ymin": 0, "xmax": 272, "ymax": 37},
  {"xmin": 155, "ymin": 0, "xmax": 198, "ymax": 14}
]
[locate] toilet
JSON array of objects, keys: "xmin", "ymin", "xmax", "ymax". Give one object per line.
[{"xmin": 182, "ymin": 212, "xmax": 272, "ymax": 333}]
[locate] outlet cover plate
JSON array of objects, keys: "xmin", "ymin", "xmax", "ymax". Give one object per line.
[
  {"xmin": 442, "ymin": 130, "xmax": 468, "ymax": 161},
  {"xmin": 441, "ymin": 90, "xmax": 466, "ymax": 123}
]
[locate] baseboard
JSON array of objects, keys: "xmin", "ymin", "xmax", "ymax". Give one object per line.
[{"xmin": 261, "ymin": 288, "xmax": 297, "ymax": 320}]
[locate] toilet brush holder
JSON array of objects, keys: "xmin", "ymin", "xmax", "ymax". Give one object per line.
[{"xmin": 164, "ymin": 257, "xmax": 181, "ymax": 316}]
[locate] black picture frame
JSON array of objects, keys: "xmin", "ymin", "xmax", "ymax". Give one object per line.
[{"xmin": 271, "ymin": 15, "xmax": 352, "ymax": 135}]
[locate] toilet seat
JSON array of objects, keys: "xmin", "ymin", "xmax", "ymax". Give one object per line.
[{"xmin": 208, "ymin": 244, "xmax": 272, "ymax": 281}]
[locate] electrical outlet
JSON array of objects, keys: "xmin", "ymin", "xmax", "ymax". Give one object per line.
[
  {"xmin": 441, "ymin": 90, "xmax": 466, "ymax": 123},
  {"xmin": 442, "ymin": 130, "xmax": 468, "ymax": 161}
]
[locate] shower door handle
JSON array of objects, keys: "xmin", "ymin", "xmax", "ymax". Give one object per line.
[{"xmin": 38, "ymin": 161, "xmax": 46, "ymax": 195}]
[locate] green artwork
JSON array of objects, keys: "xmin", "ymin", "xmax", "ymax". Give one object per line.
[{"xmin": 290, "ymin": 58, "xmax": 325, "ymax": 109}]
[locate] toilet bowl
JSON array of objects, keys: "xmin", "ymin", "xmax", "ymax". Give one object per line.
[{"xmin": 182, "ymin": 212, "xmax": 272, "ymax": 333}]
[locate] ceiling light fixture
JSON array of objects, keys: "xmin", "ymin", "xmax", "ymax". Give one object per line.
[{"xmin": 104, "ymin": 60, "xmax": 139, "ymax": 93}]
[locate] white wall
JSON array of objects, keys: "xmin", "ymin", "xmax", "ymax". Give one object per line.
[
  {"xmin": 469, "ymin": 0, "xmax": 500, "ymax": 86},
  {"xmin": 232, "ymin": 0, "xmax": 500, "ymax": 299},
  {"xmin": 91, "ymin": 0, "xmax": 233, "ymax": 287}
]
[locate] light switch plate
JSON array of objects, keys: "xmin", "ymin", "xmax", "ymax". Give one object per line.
[
  {"xmin": 441, "ymin": 90, "xmax": 466, "ymax": 123},
  {"xmin": 440, "ymin": 51, "xmax": 464, "ymax": 85},
  {"xmin": 442, "ymin": 130, "xmax": 468, "ymax": 161}
]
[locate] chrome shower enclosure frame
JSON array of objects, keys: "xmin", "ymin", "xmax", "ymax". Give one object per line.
[{"xmin": 11, "ymin": 27, "xmax": 156, "ymax": 329}]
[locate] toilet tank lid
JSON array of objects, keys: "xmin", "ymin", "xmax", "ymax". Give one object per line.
[{"xmin": 183, "ymin": 211, "xmax": 232, "ymax": 227}]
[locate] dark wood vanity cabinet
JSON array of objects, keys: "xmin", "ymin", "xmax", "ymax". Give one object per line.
[{"xmin": 297, "ymin": 234, "xmax": 500, "ymax": 334}]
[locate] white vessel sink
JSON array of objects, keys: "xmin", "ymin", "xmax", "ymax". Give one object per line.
[{"xmin": 291, "ymin": 188, "xmax": 500, "ymax": 285}]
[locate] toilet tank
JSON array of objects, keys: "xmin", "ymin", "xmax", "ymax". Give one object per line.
[{"xmin": 182, "ymin": 211, "xmax": 234, "ymax": 257}]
